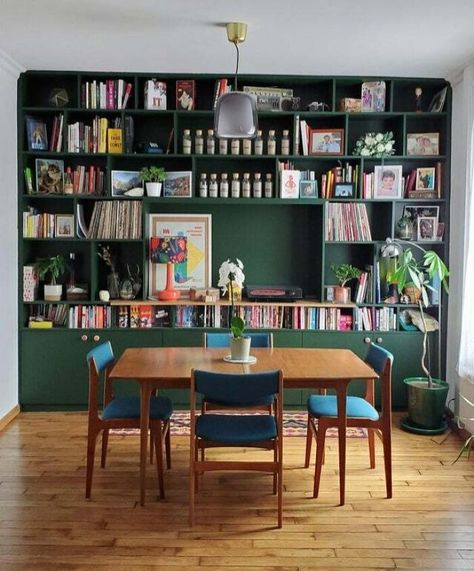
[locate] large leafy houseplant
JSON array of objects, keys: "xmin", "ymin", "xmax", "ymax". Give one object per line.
[{"xmin": 35, "ymin": 255, "xmax": 67, "ymax": 301}]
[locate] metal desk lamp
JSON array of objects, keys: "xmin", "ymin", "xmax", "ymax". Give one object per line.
[{"xmin": 214, "ymin": 22, "xmax": 258, "ymax": 140}]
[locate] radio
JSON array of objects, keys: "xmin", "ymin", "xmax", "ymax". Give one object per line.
[{"xmin": 245, "ymin": 285, "xmax": 303, "ymax": 301}]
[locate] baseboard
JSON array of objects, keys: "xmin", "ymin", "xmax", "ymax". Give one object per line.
[{"xmin": 0, "ymin": 404, "xmax": 20, "ymax": 432}]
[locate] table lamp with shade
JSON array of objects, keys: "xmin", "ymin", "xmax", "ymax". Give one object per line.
[{"xmin": 150, "ymin": 236, "xmax": 187, "ymax": 301}]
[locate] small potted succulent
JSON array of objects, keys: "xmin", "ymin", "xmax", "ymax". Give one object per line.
[
  {"xmin": 330, "ymin": 263, "xmax": 361, "ymax": 303},
  {"xmin": 140, "ymin": 166, "xmax": 166, "ymax": 197},
  {"xmin": 35, "ymin": 254, "xmax": 67, "ymax": 301}
]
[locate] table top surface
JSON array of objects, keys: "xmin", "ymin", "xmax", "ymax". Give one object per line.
[{"xmin": 109, "ymin": 347, "xmax": 377, "ymax": 386}]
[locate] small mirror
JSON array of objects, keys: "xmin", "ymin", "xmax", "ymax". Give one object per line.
[{"xmin": 214, "ymin": 92, "xmax": 258, "ymax": 139}]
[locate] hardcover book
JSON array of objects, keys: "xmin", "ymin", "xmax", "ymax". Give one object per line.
[
  {"xmin": 176, "ymin": 80, "xmax": 195, "ymax": 111},
  {"xmin": 107, "ymin": 128, "xmax": 123, "ymax": 153},
  {"xmin": 361, "ymin": 81, "xmax": 386, "ymax": 112},
  {"xmin": 144, "ymin": 80, "xmax": 167, "ymax": 110}
]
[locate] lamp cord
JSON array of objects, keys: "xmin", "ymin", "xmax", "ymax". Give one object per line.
[{"xmin": 234, "ymin": 42, "xmax": 240, "ymax": 92}]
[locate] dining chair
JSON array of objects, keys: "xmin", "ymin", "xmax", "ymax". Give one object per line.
[
  {"xmin": 189, "ymin": 368, "xmax": 284, "ymax": 527},
  {"xmin": 85, "ymin": 341, "xmax": 173, "ymax": 500},
  {"xmin": 304, "ymin": 342, "xmax": 393, "ymax": 504}
]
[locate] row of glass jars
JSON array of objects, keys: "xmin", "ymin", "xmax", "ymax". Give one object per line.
[
  {"xmin": 183, "ymin": 129, "xmax": 291, "ymax": 156},
  {"xmin": 198, "ymin": 172, "xmax": 274, "ymax": 198}
]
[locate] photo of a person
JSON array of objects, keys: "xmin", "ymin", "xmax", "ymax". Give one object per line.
[
  {"xmin": 417, "ymin": 216, "xmax": 437, "ymax": 241},
  {"xmin": 415, "ymin": 167, "xmax": 435, "ymax": 191},
  {"xmin": 299, "ymin": 180, "xmax": 318, "ymax": 198},
  {"xmin": 374, "ymin": 165, "xmax": 403, "ymax": 199},
  {"xmin": 407, "ymin": 133, "xmax": 439, "ymax": 156},
  {"xmin": 309, "ymin": 129, "xmax": 344, "ymax": 155}
]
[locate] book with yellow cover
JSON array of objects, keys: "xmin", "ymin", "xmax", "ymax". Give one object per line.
[
  {"xmin": 107, "ymin": 128, "xmax": 123, "ymax": 153},
  {"xmin": 98, "ymin": 117, "xmax": 109, "ymax": 153},
  {"xmin": 29, "ymin": 320, "xmax": 53, "ymax": 329}
]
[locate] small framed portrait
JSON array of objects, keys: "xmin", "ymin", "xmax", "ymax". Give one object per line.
[
  {"xmin": 299, "ymin": 180, "xmax": 318, "ymax": 198},
  {"xmin": 436, "ymin": 222, "xmax": 445, "ymax": 241},
  {"xmin": 35, "ymin": 158, "xmax": 64, "ymax": 194},
  {"xmin": 26, "ymin": 116, "xmax": 48, "ymax": 151},
  {"xmin": 334, "ymin": 183, "xmax": 354, "ymax": 198},
  {"xmin": 309, "ymin": 129, "xmax": 344, "ymax": 156},
  {"xmin": 407, "ymin": 133, "xmax": 440, "ymax": 156},
  {"xmin": 163, "ymin": 171, "xmax": 192, "ymax": 197},
  {"xmin": 428, "ymin": 87, "xmax": 448, "ymax": 113},
  {"xmin": 111, "ymin": 170, "xmax": 142, "ymax": 197},
  {"xmin": 55, "ymin": 214, "xmax": 74, "ymax": 238},
  {"xmin": 415, "ymin": 167, "xmax": 436, "ymax": 191},
  {"xmin": 417, "ymin": 216, "xmax": 437, "ymax": 241},
  {"xmin": 373, "ymin": 165, "xmax": 403, "ymax": 199}
]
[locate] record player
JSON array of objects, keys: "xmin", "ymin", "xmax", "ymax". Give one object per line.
[{"xmin": 245, "ymin": 285, "xmax": 303, "ymax": 302}]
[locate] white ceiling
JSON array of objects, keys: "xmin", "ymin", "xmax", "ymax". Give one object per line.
[{"xmin": 1, "ymin": 0, "xmax": 473, "ymax": 78}]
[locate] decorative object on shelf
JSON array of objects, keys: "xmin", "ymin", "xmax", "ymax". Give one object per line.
[
  {"xmin": 120, "ymin": 277, "xmax": 135, "ymax": 300},
  {"xmin": 242, "ymin": 173, "xmax": 251, "ymax": 198},
  {"xmin": 26, "ymin": 116, "xmax": 48, "ymax": 151},
  {"xmin": 182, "ymin": 129, "xmax": 192, "ymax": 154},
  {"xmin": 99, "ymin": 290, "xmax": 110, "ymax": 302},
  {"xmin": 229, "ymin": 315, "xmax": 251, "ymax": 362},
  {"xmin": 218, "ymin": 258, "xmax": 245, "ymax": 302},
  {"xmin": 214, "ymin": 22, "xmax": 258, "ymax": 140},
  {"xmin": 199, "ymin": 173, "xmax": 208, "ymax": 198},
  {"xmin": 381, "ymin": 238, "xmax": 449, "ymax": 433},
  {"xmin": 415, "ymin": 167, "xmax": 436, "ymax": 191},
  {"xmin": 140, "ymin": 166, "xmax": 166, "ymax": 197},
  {"xmin": 253, "ymin": 172, "xmax": 262, "ymax": 198},
  {"xmin": 220, "ymin": 173, "xmax": 229, "ymax": 197},
  {"xmin": 407, "ymin": 132, "xmax": 439, "ymax": 156},
  {"xmin": 309, "ymin": 129, "xmax": 344, "ymax": 156},
  {"xmin": 333, "ymin": 183, "xmax": 353, "ymax": 198},
  {"xmin": 206, "ymin": 129, "xmax": 215, "ymax": 154},
  {"xmin": 195, "ymin": 130, "xmax": 204, "ymax": 154},
  {"xmin": 338, "ymin": 98, "xmax": 361, "ymax": 112},
  {"xmin": 281, "ymin": 130, "xmax": 290, "ymax": 155},
  {"xmin": 111, "ymin": 170, "xmax": 142, "ymax": 197},
  {"xmin": 307, "ymin": 101, "xmax": 330, "ymax": 112},
  {"xmin": 243, "ymin": 85, "xmax": 296, "ymax": 111},
  {"xmin": 97, "ymin": 244, "xmax": 120, "ymax": 299},
  {"xmin": 35, "ymin": 254, "xmax": 67, "ymax": 302},
  {"xmin": 176, "ymin": 80, "xmax": 195, "ymax": 111},
  {"xmin": 373, "ymin": 165, "xmax": 403, "ymax": 199},
  {"xmin": 144, "ymin": 79, "xmax": 167, "ymax": 110},
  {"xmin": 264, "ymin": 173, "xmax": 273, "ymax": 198},
  {"xmin": 163, "ymin": 171, "xmax": 192, "ymax": 198},
  {"xmin": 361, "ymin": 81, "xmax": 386, "ymax": 112},
  {"xmin": 254, "ymin": 130, "xmax": 263, "ymax": 155},
  {"xmin": 267, "ymin": 130, "xmax": 276, "ymax": 155},
  {"xmin": 415, "ymin": 86, "xmax": 423, "ymax": 112},
  {"xmin": 48, "ymin": 88, "xmax": 69, "ymax": 107},
  {"xmin": 353, "ymin": 131, "xmax": 395, "ymax": 158},
  {"xmin": 35, "ymin": 159, "xmax": 64, "ymax": 194},
  {"xmin": 23, "ymin": 265, "xmax": 39, "ymax": 302},
  {"xmin": 428, "ymin": 86, "xmax": 447, "ymax": 113},
  {"xmin": 403, "ymin": 205, "xmax": 440, "ymax": 239},
  {"xmin": 299, "ymin": 179, "xmax": 318, "ymax": 198},
  {"xmin": 54, "ymin": 214, "xmax": 74, "ymax": 238},
  {"xmin": 396, "ymin": 214, "xmax": 414, "ymax": 240},
  {"xmin": 150, "ymin": 236, "xmax": 188, "ymax": 301},
  {"xmin": 280, "ymin": 170, "xmax": 300, "ymax": 199},
  {"xmin": 330, "ymin": 263, "xmax": 361, "ymax": 304},
  {"xmin": 417, "ymin": 216, "xmax": 437, "ymax": 241}
]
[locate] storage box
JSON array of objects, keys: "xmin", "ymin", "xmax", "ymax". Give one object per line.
[
  {"xmin": 338, "ymin": 98, "xmax": 361, "ymax": 112},
  {"xmin": 189, "ymin": 287, "xmax": 207, "ymax": 301}
]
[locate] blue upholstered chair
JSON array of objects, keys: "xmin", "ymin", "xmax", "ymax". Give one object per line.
[
  {"xmin": 189, "ymin": 369, "xmax": 284, "ymax": 527},
  {"xmin": 85, "ymin": 341, "xmax": 173, "ymax": 500},
  {"xmin": 304, "ymin": 343, "xmax": 393, "ymax": 503}
]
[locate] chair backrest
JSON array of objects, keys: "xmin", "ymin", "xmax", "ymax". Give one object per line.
[
  {"xmin": 204, "ymin": 332, "xmax": 273, "ymax": 348},
  {"xmin": 86, "ymin": 341, "xmax": 115, "ymax": 419},
  {"xmin": 366, "ymin": 343, "xmax": 393, "ymax": 417},
  {"xmin": 192, "ymin": 369, "xmax": 281, "ymax": 406},
  {"xmin": 87, "ymin": 341, "xmax": 115, "ymax": 374}
]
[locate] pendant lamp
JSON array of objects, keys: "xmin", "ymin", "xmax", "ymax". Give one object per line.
[{"xmin": 214, "ymin": 22, "xmax": 258, "ymax": 140}]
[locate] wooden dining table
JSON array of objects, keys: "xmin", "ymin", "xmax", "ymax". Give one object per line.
[{"xmin": 109, "ymin": 346, "xmax": 378, "ymax": 506}]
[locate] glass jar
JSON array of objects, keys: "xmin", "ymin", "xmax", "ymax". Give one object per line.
[
  {"xmin": 281, "ymin": 130, "xmax": 290, "ymax": 155},
  {"xmin": 231, "ymin": 173, "xmax": 241, "ymax": 198},
  {"xmin": 199, "ymin": 173, "xmax": 208, "ymax": 198},
  {"xmin": 182, "ymin": 129, "xmax": 192, "ymax": 154},
  {"xmin": 219, "ymin": 138, "xmax": 228, "ymax": 155},
  {"xmin": 242, "ymin": 173, "xmax": 251, "ymax": 198},
  {"xmin": 242, "ymin": 139, "xmax": 252, "ymax": 155},
  {"xmin": 206, "ymin": 129, "xmax": 215, "ymax": 154},
  {"xmin": 231, "ymin": 139, "xmax": 240, "ymax": 155},
  {"xmin": 254, "ymin": 130, "xmax": 263, "ymax": 155},
  {"xmin": 195, "ymin": 130, "xmax": 204, "ymax": 154},
  {"xmin": 219, "ymin": 173, "xmax": 229, "ymax": 198},
  {"xmin": 396, "ymin": 216, "xmax": 414, "ymax": 240},
  {"xmin": 267, "ymin": 130, "xmax": 276, "ymax": 155},
  {"xmin": 209, "ymin": 173, "xmax": 218, "ymax": 197},
  {"xmin": 253, "ymin": 173, "xmax": 262, "ymax": 198},
  {"xmin": 264, "ymin": 173, "xmax": 273, "ymax": 198}
]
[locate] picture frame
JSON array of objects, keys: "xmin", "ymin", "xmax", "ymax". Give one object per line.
[
  {"xmin": 26, "ymin": 115, "xmax": 48, "ymax": 151},
  {"xmin": 55, "ymin": 214, "xmax": 74, "ymax": 238},
  {"xmin": 436, "ymin": 222, "xmax": 445, "ymax": 241},
  {"xmin": 373, "ymin": 165, "xmax": 403, "ymax": 199},
  {"xmin": 299, "ymin": 179, "xmax": 318, "ymax": 198},
  {"xmin": 403, "ymin": 205, "xmax": 439, "ymax": 225},
  {"xmin": 309, "ymin": 129, "xmax": 344, "ymax": 156},
  {"xmin": 417, "ymin": 216, "xmax": 437, "ymax": 241},
  {"xmin": 407, "ymin": 132, "xmax": 440, "ymax": 156},
  {"xmin": 35, "ymin": 158, "xmax": 64, "ymax": 194},
  {"xmin": 111, "ymin": 170, "xmax": 143, "ymax": 197},
  {"xmin": 163, "ymin": 171, "xmax": 193, "ymax": 198},
  {"xmin": 280, "ymin": 170, "xmax": 301, "ymax": 199},
  {"xmin": 361, "ymin": 81, "xmax": 386, "ymax": 112},
  {"xmin": 148, "ymin": 213, "xmax": 212, "ymax": 297},
  {"xmin": 415, "ymin": 167, "xmax": 436, "ymax": 191},
  {"xmin": 428, "ymin": 87, "xmax": 447, "ymax": 113},
  {"xmin": 334, "ymin": 183, "xmax": 354, "ymax": 198}
]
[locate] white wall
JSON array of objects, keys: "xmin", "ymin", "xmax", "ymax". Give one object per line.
[{"xmin": 0, "ymin": 52, "xmax": 21, "ymax": 418}]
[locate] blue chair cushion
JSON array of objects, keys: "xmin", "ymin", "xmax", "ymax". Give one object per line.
[
  {"xmin": 196, "ymin": 414, "xmax": 277, "ymax": 444},
  {"xmin": 307, "ymin": 395, "xmax": 379, "ymax": 421},
  {"xmin": 205, "ymin": 394, "xmax": 274, "ymax": 407},
  {"xmin": 102, "ymin": 396, "xmax": 173, "ymax": 421}
]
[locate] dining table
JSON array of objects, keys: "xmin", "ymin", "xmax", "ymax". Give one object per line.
[{"xmin": 108, "ymin": 346, "xmax": 378, "ymax": 506}]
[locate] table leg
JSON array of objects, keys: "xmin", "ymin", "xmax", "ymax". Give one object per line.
[
  {"xmin": 336, "ymin": 381, "xmax": 347, "ymax": 506},
  {"xmin": 140, "ymin": 381, "xmax": 151, "ymax": 506}
]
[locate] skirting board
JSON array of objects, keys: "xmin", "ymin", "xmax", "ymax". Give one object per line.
[{"xmin": 0, "ymin": 404, "xmax": 20, "ymax": 432}]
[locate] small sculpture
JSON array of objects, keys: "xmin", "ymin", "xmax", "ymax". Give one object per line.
[{"xmin": 415, "ymin": 87, "xmax": 423, "ymax": 112}]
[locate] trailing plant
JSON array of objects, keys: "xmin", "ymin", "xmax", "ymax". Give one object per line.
[
  {"xmin": 139, "ymin": 166, "xmax": 166, "ymax": 183},
  {"xmin": 330, "ymin": 263, "xmax": 361, "ymax": 287},
  {"xmin": 35, "ymin": 255, "xmax": 67, "ymax": 285}
]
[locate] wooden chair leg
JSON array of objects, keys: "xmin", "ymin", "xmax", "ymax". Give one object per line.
[
  {"xmin": 165, "ymin": 422, "xmax": 171, "ymax": 469},
  {"xmin": 313, "ymin": 424, "xmax": 326, "ymax": 499},
  {"xmin": 382, "ymin": 428, "xmax": 392, "ymax": 499},
  {"xmin": 100, "ymin": 428, "xmax": 109, "ymax": 469},
  {"xmin": 273, "ymin": 444, "xmax": 277, "ymax": 494},
  {"xmin": 149, "ymin": 428, "xmax": 154, "ymax": 465},
  {"xmin": 86, "ymin": 428, "xmax": 99, "ymax": 499},
  {"xmin": 154, "ymin": 421, "xmax": 165, "ymax": 500},
  {"xmin": 304, "ymin": 414, "xmax": 312, "ymax": 468},
  {"xmin": 194, "ymin": 440, "xmax": 200, "ymax": 492},
  {"xmin": 277, "ymin": 437, "xmax": 283, "ymax": 529},
  {"xmin": 189, "ymin": 440, "xmax": 196, "ymax": 527},
  {"xmin": 368, "ymin": 428, "xmax": 376, "ymax": 469}
]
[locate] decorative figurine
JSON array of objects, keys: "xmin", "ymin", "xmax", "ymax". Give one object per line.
[{"xmin": 415, "ymin": 87, "xmax": 423, "ymax": 112}]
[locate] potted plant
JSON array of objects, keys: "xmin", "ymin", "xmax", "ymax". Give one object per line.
[
  {"xmin": 330, "ymin": 263, "xmax": 361, "ymax": 303},
  {"xmin": 390, "ymin": 242, "xmax": 450, "ymax": 432},
  {"xmin": 140, "ymin": 166, "xmax": 166, "ymax": 197},
  {"xmin": 35, "ymin": 254, "xmax": 67, "ymax": 301}
]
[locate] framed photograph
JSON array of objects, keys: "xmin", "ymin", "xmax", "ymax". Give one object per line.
[
  {"xmin": 436, "ymin": 222, "xmax": 445, "ymax": 241},
  {"xmin": 417, "ymin": 216, "xmax": 437, "ymax": 241},
  {"xmin": 415, "ymin": 167, "xmax": 436, "ymax": 191},
  {"xmin": 428, "ymin": 87, "xmax": 447, "ymax": 113},
  {"xmin": 309, "ymin": 129, "xmax": 344, "ymax": 156},
  {"xmin": 55, "ymin": 215, "xmax": 74, "ymax": 238},
  {"xmin": 35, "ymin": 158, "xmax": 64, "ymax": 194},
  {"xmin": 407, "ymin": 133, "xmax": 440, "ymax": 156},
  {"xmin": 148, "ymin": 213, "xmax": 212, "ymax": 297},
  {"xmin": 111, "ymin": 170, "xmax": 142, "ymax": 197},
  {"xmin": 163, "ymin": 171, "xmax": 192, "ymax": 198},
  {"xmin": 280, "ymin": 170, "xmax": 301, "ymax": 199},
  {"xmin": 26, "ymin": 116, "xmax": 48, "ymax": 151},
  {"xmin": 334, "ymin": 183, "xmax": 354, "ymax": 198},
  {"xmin": 403, "ymin": 205, "xmax": 439, "ymax": 225},
  {"xmin": 299, "ymin": 180, "xmax": 318, "ymax": 198},
  {"xmin": 361, "ymin": 81, "xmax": 386, "ymax": 112},
  {"xmin": 373, "ymin": 165, "xmax": 403, "ymax": 199}
]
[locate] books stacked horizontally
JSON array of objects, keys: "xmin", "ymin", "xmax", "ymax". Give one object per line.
[
  {"xmin": 325, "ymin": 203, "xmax": 372, "ymax": 241},
  {"xmin": 85, "ymin": 200, "xmax": 142, "ymax": 239},
  {"xmin": 68, "ymin": 306, "xmax": 113, "ymax": 328},
  {"xmin": 67, "ymin": 116, "xmax": 121, "ymax": 153},
  {"xmin": 28, "ymin": 304, "xmax": 68, "ymax": 327},
  {"xmin": 354, "ymin": 307, "xmax": 397, "ymax": 332},
  {"xmin": 23, "ymin": 208, "xmax": 55, "ymax": 238},
  {"xmin": 81, "ymin": 79, "xmax": 133, "ymax": 110}
]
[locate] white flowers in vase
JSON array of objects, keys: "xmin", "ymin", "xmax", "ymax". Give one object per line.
[
  {"xmin": 217, "ymin": 258, "xmax": 245, "ymax": 296},
  {"xmin": 353, "ymin": 131, "xmax": 395, "ymax": 158}
]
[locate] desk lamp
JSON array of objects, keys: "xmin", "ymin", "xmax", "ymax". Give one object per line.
[{"xmin": 150, "ymin": 236, "xmax": 187, "ymax": 301}]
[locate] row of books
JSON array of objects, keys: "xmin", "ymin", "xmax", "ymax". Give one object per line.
[
  {"xmin": 67, "ymin": 116, "xmax": 122, "ymax": 153},
  {"xmin": 23, "ymin": 209, "xmax": 56, "ymax": 238},
  {"xmin": 85, "ymin": 200, "xmax": 142, "ymax": 239},
  {"xmin": 69, "ymin": 165, "xmax": 105, "ymax": 195},
  {"xmin": 354, "ymin": 266, "xmax": 374, "ymax": 304},
  {"xmin": 321, "ymin": 163, "xmax": 359, "ymax": 199},
  {"xmin": 81, "ymin": 79, "xmax": 133, "ymax": 110},
  {"xmin": 354, "ymin": 307, "xmax": 397, "ymax": 331},
  {"xmin": 48, "ymin": 114, "xmax": 64, "ymax": 152},
  {"xmin": 212, "ymin": 78, "xmax": 232, "ymax": 109},
  {"xmin": 68, "ymin": 305, "xmax": 114, "ymax": 329},
  {"xmin": 28, "ymin": 304, "xmax": 69, "ymax": 327},
  {"xmin": 325, "ymin": 202, "xmax": 372, "ymax": 241}
]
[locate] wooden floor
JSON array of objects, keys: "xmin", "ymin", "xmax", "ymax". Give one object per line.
[{"xmin": 0, "ymin": 413, "xmax": 473, "ymax": 570}]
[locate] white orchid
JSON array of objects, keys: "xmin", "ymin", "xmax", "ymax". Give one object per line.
[{"xmin": 218, "ymin": 258, "xmax": 245, "ymax": 295}]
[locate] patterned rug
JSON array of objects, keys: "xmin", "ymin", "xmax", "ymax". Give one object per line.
[{"xmin": 112, "ymin": 411, "xmax": 367, "ymax": 438}]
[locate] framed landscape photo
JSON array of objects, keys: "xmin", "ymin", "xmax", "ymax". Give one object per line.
[
  {"xmin": 373, "ymin": 165, "xmax": 403, "ymax": 199},
  {"xmin": 55, "ymin": 214, "xmax": 74, "ymax": 238},
  {"xmin": 428, "ymin": 87, "xmax": 447, "ymax": 113},
  {"xmin": 309, "ymin": 129, "xmax": 344, "ymax": 156},
  {"xmin": 299, "ymin": 179, "xmax": 318, "ymax": 198},
  {"xmin": 111, "ymin": 170, "xmax": 142, "ymax": 197},
  {"xmin": 417, "ymin": 216, "xmax": 437, "ymax": 241},
  {"xmin": 407, "ymin": 132, "xmax": 440, "ymax": 156},
  {"xmin": 334, "ymin": 183, "xmax": 354, "ymax": 198},
  {"xmin": 26, "ymin": 116, "xmax": 48, "ymax": 151},
  {"xmin": 415, "ymin": 167, "xmax": 436, "ymax": 191},
  {"xmin": 35, "ymin": 158, "xmax": 64, "ymax": 194},
  {"xmin": 163, "ymin": 171, "xmax": 192, "ymax": 197}
]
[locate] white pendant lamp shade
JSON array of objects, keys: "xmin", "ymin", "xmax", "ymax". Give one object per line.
[{"xmin": 214, "ymin": 92, "xmax": 258, "ymax": 139}]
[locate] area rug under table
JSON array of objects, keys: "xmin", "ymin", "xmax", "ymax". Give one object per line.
[{"xmin": 111, "ymin": 411, "xmax": 367, "ymax": 438}]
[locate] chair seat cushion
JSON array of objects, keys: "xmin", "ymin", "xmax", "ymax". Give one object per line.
[
  {"xmin": 307, "ymin": 395, "xmax": 379, "ymax": 421},
  {"xmin": 102, "ymin": 396, "xmax": 173, "ymax": 421},
  {"xmin": 196, "ymin": 414, "xmax": 277, "ymax": 444},
  {"xmin": 204, "ymin": 394, "xmax": 274, "ymax": 408}
]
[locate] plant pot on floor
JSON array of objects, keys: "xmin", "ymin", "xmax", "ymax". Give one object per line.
[
  {"xmin": 230, "ymin": 336, "xmax": 251, "ymax": 361},
  {"xmin": 404, "ymin": 377, "xmax": 449, "ymax": 430},
  {"xmin": 334, "ymin": 286, "xmax": 351, "ymax": 303},
  {"xmin": 44, "ymin": 284, "xmax": 62, "ymax": 301},
  {"xmin": 146, "ymin": 182, "xmax": 162, "ymax": 197}
]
